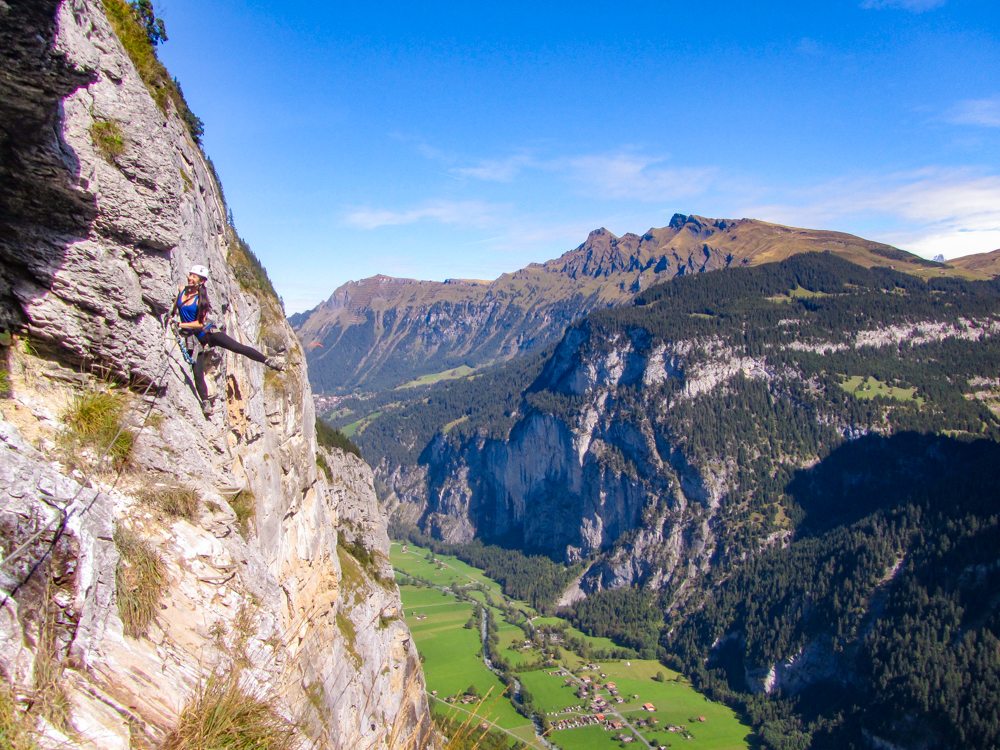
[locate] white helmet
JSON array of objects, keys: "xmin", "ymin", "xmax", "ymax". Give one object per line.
[{"xmin": 189, "ymin": 264, "xmax": 209, "ymax": 280}]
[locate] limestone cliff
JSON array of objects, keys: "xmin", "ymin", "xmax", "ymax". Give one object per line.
[{"xmin": 0, "ymin": 1, "xmax": 432, "ymax": 747}]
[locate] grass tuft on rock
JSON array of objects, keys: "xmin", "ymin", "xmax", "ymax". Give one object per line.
[
  {"xmin": 114, "ymin": 525, "xmax": 166, "ymax": 638},
  {"xmin": 316, "ymin": 453, "xmax": 332, "ymax": 482},
  {"xmin": 63, "ymin": 387, "xmax": 135, "ymax": 469},
  {"xmin": 160, "ymin": 671, "xmax": 297, "ymax": 750},
  {"xmin": 335, "ymin": 612, "xmax": 361, "ymax": 668},
  {"xmin": 141, "ymin": 485, "xmax": 199, "ymax": 520},
  {"xmin": 89, "ymin": 119, "xmax": 126, "ymax": 163},
  {"xmin": 31, "ymin": 581, "xmax": 72, "ymax": 732},
  {"xmin": 0, "ymin": 682, "xmax": 37, "ymax": 750},
  {"xmin": 229, "ymin": 489, "xmax": 256, "ymax": 537}
]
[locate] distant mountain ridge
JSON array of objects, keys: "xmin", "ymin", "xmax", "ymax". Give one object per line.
[{"xmin": 293, "ymin": 213, "xmax": 962, "ymax": 394}]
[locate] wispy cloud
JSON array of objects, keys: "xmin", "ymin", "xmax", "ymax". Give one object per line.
[
  {"xmin": 946, "ymin": 97, "xmax": 1000, "ymax": 127},
  {"xmin": 362, "ymin": 140, "xmax": 999, "ymax": 261},
  {"xmin": 414, "ymin": 141, "xmax": 718, "ymax": 198},
  {"xmin": 452, "ymin": 154, "xmax": 536, "ymax": 182},
  {"xmin": 343, "ymin": 200, "xmax": 505, "ymax": 229},
  {"xmin": 742, "ymin": 168, "xmax": 1000, "ymax": 259},
  {"xmin": 859, "ymin": 0, "xmax": 946, "ymax": 11},
  {"xmin": 797, "ymin": 38, "xmax": 824, "ymax": 56},
  {"xmin": 567, "ymin": 154, "xmax": 717, "ymax": 202},
  {"xmin": 343, "ymin": 197, "xmax": 597, "ymax": 247}
]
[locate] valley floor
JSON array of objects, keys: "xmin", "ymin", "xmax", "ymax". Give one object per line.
[{"xmin": 391, "ymin": 542, "xmax": 752, "ymax": 750}]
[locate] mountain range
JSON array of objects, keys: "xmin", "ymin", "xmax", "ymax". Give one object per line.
[{"xmin": 292, "ymin": 214, "xmax": 980, "ymax": 394}]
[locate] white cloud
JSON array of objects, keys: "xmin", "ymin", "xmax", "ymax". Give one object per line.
[
  {"xmin": 860, "ymin": 0, "xmax": 946, "ymax": 11},
  {"xmin": 415, "ymin": 142, "xmax": 718, "ymax": 199},
  {"xmin": 567, "ymin": 154, "xmax": 717, "ymax": 202},
  {"xmin": 947, "ymin": 97, "xmax": 1000, "ymax": 128},
  {"xmin": 343, "ymin": 200, "xmax": 504, "ymax": 229},
  {"xmin": 881, "ymin": 228, "xmax": 1000, "ymax": 259},
  {"xmin": 452, "ymin": 154, "xmax": 536, "ymax": 182},
  {"xmin": 741, "ymin": 168, "xmax": 1000, "ymax": 259}
]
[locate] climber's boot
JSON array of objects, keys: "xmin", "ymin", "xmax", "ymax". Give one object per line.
[{"xmin": 265, "ymin": 356, "xmax": 285, "ymax": 371}]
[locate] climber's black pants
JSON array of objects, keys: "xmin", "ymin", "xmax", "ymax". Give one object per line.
[{"xmin": 190, "ymin": 331, "xmax": 267, "ymax": 400}]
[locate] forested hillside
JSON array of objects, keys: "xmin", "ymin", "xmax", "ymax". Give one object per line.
[{"xmin": 325, "ymin": 252, "xmax": 1000, "ymax": 748}]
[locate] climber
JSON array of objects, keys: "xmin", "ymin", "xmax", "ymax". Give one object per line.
[{"xmin": 170, "ymin": 264, "xmax": 284, "ymax": 416}]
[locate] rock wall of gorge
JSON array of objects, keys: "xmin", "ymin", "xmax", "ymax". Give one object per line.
[
  {"xmin": 381, "ymin": 328, "xmax": 746, "ymax": 596},
  {"xmin": 380, "ymin": 271, "xmax": 1000, "ymax": 605},
  {"xmin": 0, "ymin": 1, "xmax": 432, "ymax": 747}
]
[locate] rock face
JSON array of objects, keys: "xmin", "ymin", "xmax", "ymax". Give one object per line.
[
  {"xmin": 293, "ymin": 217, "xmax": 946, "ymax": 394},
  {"xmin": 0, "ymin": 1, "xmax": 432, "ymax": 747},
  {"xmin": 382, "ymin": 328, "xmax": 744, "ymax": 594}
]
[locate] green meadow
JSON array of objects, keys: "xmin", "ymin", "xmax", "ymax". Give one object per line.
[
  {"xmin": 839, "ymin": 375, "xmax": 922, "ymax": 404},
  {"xmin": 397, "ymin": 365, "xmax": 475, "ymax": 389},
  {"xmin": 400, "ymin": 585, "xmax": 530, "ymax": 732},
  {"xmin": 766, "ymin": 286, "xmax": 830, "ymax": 304},
  {"xmin": 391, "ymin": 541, "xmax": 752, "ymax": 750},
  {"xmin": 342, "ymin": 410, "xmax": 382, "ymax": 437}
]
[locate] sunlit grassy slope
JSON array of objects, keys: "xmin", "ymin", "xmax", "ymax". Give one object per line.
[{"xmin": 397, "ymin": 366, "xmax": 475, "ymax": 389}]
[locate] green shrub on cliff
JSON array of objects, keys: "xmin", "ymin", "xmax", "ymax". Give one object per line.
[
  {"xmin": 227, "ymin": 235, "xmax": 280, "ymax": 303},
  {"xmin": 89, "ymin": 119, "xmax": 126, "ymax": 164},
  {"xmin": 99, "ymin": 0, "xmax": 204, "ymax": 145}
]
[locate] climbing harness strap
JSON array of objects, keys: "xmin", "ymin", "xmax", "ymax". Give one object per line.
[{"xmin": 178, "ymin": 332, "xmax": 197, "ymax": 365}]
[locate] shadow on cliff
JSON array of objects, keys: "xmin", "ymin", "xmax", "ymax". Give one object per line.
[
  {"xmin": 787, "ymin": 431, "xmax": 1000, "ymax": 535},
  {"xmin": 0, "ymin": 0, "xmax": 98, "ymax": 333}
]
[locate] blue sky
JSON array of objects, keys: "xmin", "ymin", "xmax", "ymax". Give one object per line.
[{"xmin": 156, "ymin": 0, "xmax": 1000, "ymax": 313}]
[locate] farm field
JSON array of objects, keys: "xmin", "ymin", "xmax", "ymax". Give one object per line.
[
  {"xmin": 400, "ymin": 585, "xmax": 532, "ymax": 735},
  {"xmin": 391, "ymin": 543, "xmax": 507, "ymax": 598},
  {"xmin": 391, "ymin": 541, "xmax": 752, "ymax": 750},
  {"xmin": 341, "ymin": 410, "xmax": 382, "ymax": 437}
]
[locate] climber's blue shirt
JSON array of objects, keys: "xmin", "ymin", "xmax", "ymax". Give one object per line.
[{"xmin": 176, "ymin": 290, "xmax": 208, "ymax": 339}]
